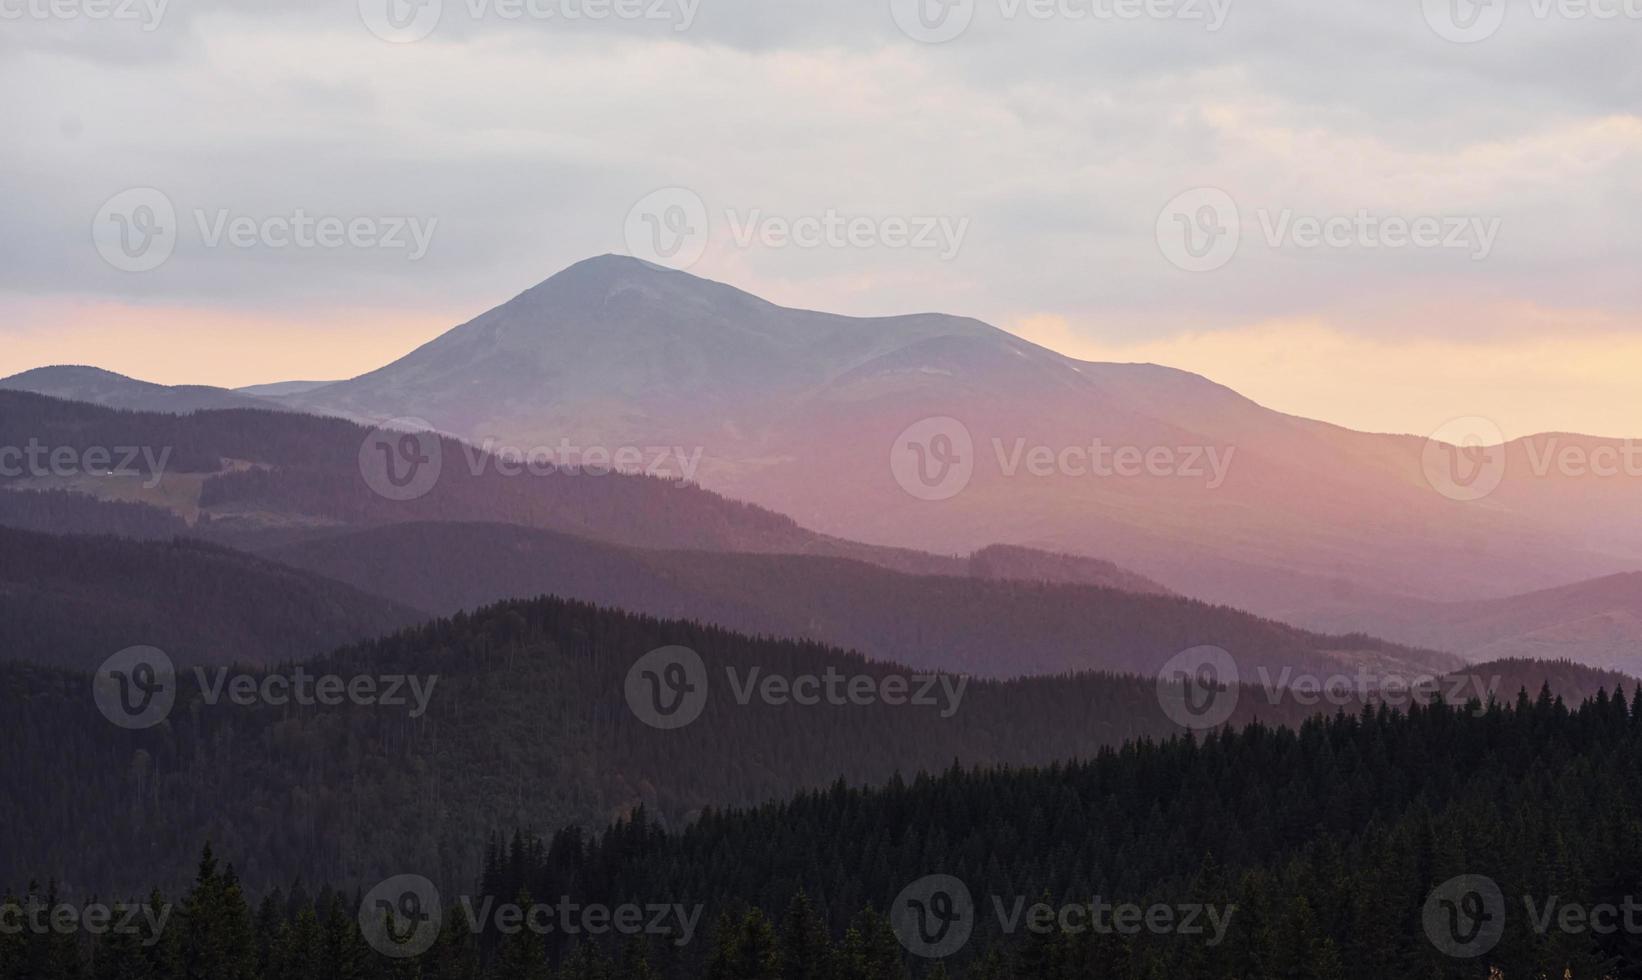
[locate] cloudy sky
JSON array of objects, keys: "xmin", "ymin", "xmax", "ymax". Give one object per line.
[{"xmin": 2, "ymin": 0, "xmax": 1638, "ymax": 438}]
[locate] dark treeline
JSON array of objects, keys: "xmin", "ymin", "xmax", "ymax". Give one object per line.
[
  {"xmin": 0, "ymin": 490, "xmax": 186, "ymax": 540},
  {"xmin": 8, "ymin": 690, "xmax": 1642, "ymax": 979},
  {"xmin": 477, "ymin": 687, "xmax": 1642, "ymax": 978}
]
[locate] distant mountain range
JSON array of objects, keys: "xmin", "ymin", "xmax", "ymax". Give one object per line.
[
  {"xmin": 0, "ymin": 388, "xmax": 1448, "ymax": 680},
  {"xmin": 255, "ymin": 520, "xmax": 1449, "ymax": 679},
  {"xmin": 5, "ymin": 256, "xmax": 1640, "ymax": 676},
  {"xmin": 1307, "ymin": 572, "xmax": 1642, "ymax": 675},
  {"xmin": 12, "ymin": 256, "xmax": 1634, "ymax": 631}
]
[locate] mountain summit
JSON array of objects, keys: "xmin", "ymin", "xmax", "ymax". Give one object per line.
[{"xmin": 284, "ymin": 254, "xmax": 1058, "ymax": 450}]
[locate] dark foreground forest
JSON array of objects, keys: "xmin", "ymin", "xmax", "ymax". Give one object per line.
[{"xmin": 8, "ymin": 687, "xmax": 1642, "ymax": 980}]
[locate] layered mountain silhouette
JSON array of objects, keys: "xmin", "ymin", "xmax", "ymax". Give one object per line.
[
  {"xmin": 0, "ymin": 389, "xmax": 940, "ymax": 566},
  {"xmin": 1307, "ymin": 572, "xmax": 1642, "ymax": 675},
  {"xmin": 8, "ymin": 257, "xmax": 1640, "ymax": 670},
  {"xmin": 0, "ymin": 591, "xmax": 1617, "ymax": 896},
  {"xmin": 255, "ymin": 520, "xmax": 1453, "ymax": 679},
  {"xmin": 216, "ymin": 255, "xmax": 1642, "ymax": 627},
  {"xmin": 0, "ymin": 391, "xmax": 1448, "ymax": 680},
  {"xmin": 0, "ymin": 525, "xmax": 422, "ymax": 669},
  {"xmin": 6, "ymin": 393, "xmax": 1268, "ymax": 680}
]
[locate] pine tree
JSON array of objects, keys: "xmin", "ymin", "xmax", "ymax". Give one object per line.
[
  {"xmin": 778, "ymin": 891, "xmax": 829, "ymax": 980},
  {"xmin": 495, "ymin": 889, "xmax": 548, "ymax": 980}
]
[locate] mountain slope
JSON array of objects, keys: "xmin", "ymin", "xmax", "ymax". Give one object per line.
[
  {"xmin": 0, "ymin": 525, "xmax": 423, "ymax": 670},
  {"xmin": 1448, "ymin": 656, "xmax": 1637, "ymax": 705},
  {"xmin": 257, "ymin": 520, "xmax": 1454, "ymax": 679},
  {"xmin": 21, "ymin": 682, "xmax": 1642, "ymax": 978},
  {"xmin": 0, "ymin": 389, "xmax": 947, "ymax": 569},
  {"xmin": 0, "ymin": 488, "xmax": 189, "ymax": 539},
  {"xmin": 0, "ymin": 389, "xmax": 1176, "ymax": 598},
  {"xmin": 270, "ymin": 256, "xmax": 1642, "ymax": 627},
  {"xmin": 478, "ymin": 690, "xmax": 1642, "ymax": 978},
  {"xmin": 0, "ymin": 592, "xmax": 1599, "ymax": 898},
  {"xmin": 968, "ymin": 542, "xmax": 1174, "ymax": 595},
  {"xmin": 1306, "ymin": 572, "xmax": 1642, "ymax": 674}
]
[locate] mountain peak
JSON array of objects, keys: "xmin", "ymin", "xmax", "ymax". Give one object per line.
[{"xmin": 507, "ymin": 253, "xmax": 773, "ymax": 320}]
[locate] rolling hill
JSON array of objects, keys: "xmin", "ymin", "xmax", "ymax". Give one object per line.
[
  {"xmin": 0, "ymin": 365, "xmax": 279, "ymax": 413},
  {"xmin": 0, "ymin": 525, "xmax": 423, "ymax": 670},
  {"xmin": 1305, "ymin": 572, "xmax": 1642, "ymax": 674},
  {"xmin": 256, "ymin": 520, "xmax": 1458, "ymax": 680},
  {"xmin": 0, "ymin": 590, "xmax": 1617, "ymax": 900},
  {"xmin": 0, "ymin": 388, "xmax": 948, "ymax": 569}
]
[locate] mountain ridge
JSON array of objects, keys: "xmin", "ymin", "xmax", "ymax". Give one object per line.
[{"xmin": 8, "ymin": 256, "xmax": 1641, "ymax": 637}]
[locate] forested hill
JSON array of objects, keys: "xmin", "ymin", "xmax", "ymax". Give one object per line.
[
  {"xmin": 481, "ymin": 688, "xmax": 1642, "ymax": 979},
  {"xmin": 8, "ymin": 685, "xmax": 1641, "ymax": 979},
  {"xmin": 0, "ymin": 587, "xmax": 1473, "ymax": 900},
  {"xmin": 0, "ymin": 525, "xmax": 423, "ymax": 669},
  {"xmin": 0, "ymin": 389, "xmax": 939, "ymax": 567},
  {"xmin": 1447, "ymin": 656, "xmax": 1637, "ymax": 707},
  {"xmin": 0, "ymin": 488, "xmax": 188, "ymax": 539},
  {"xmin": 258, "ymin": 520, "xmax": 1460, "ymax": 679}
]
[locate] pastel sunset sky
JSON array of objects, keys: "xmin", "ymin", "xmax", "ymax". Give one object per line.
[{"xmin": 2, "ymin": 0, "xmax": 1637, "ymax": 439}]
